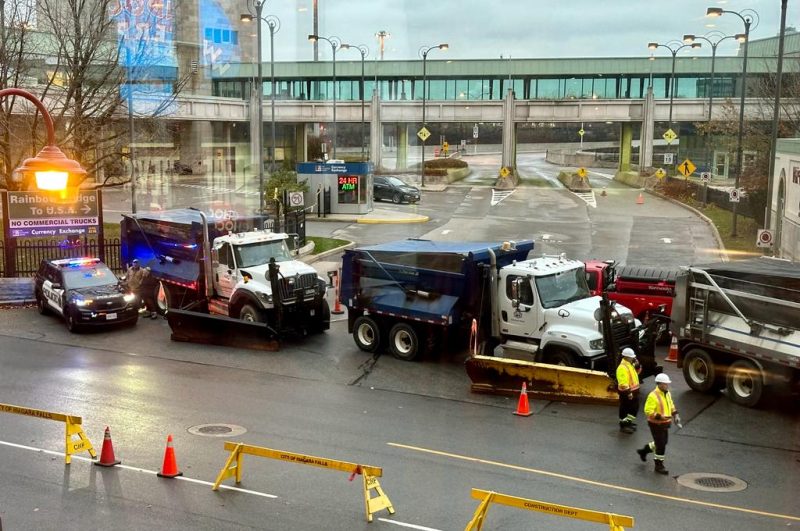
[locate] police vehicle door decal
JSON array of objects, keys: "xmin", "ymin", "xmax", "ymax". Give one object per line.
[{"xmin": 42, "ymin": 280, "xmax": 64, "ymax": 314}]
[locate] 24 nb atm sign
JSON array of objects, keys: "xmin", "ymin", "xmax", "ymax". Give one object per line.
[{"xmin": 5, "ymin": 190, "xmax": 100, "ymax": 238}]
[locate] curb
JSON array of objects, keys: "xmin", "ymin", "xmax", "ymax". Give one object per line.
[
  {"xmin": 357, "ymin": 215, "xmax": 430, "ymax": 224},
  {"xmin": 303, "ymin": 241, "xmax": 356, "ymax": 264}
]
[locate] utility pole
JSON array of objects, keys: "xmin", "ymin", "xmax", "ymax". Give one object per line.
[{"xmin": 375, "ymin": 31, "xmax": 390, "ymax": 60}]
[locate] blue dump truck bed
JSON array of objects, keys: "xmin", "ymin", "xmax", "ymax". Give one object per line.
[
  {"xmin": 341, "ymin": 239, "xmax": 533, "ymax": 325},
  {"xmin": 120, "ymin": 209, "xmax": 268, "ymax": 288}
]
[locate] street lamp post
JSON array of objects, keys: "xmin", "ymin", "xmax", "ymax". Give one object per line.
[
  {"xmin": 765, "ymin": 0, "xmax": 788, "ymax": 232},
  {"xmin": 341, "ymin": 44, "xmax": 369, "ymax": 161},
  {"xmin": 706, "ymin": 6, "xmax": 756, "ymax": 237},
  {"xmin": 647, "ymin": 41, "xmax": 702, "ymax": 134},
  {"xmin": 240, "ymin": 0, "xmax": 271, "ymax": 214},
  {"xmin": 683, "ymin": 32, "xmax": 741, "ymax": 173},
  {"xmin": 308, "ymin": 34, "xmax": 340, "ymax": 159},
  {"xmin": 419, "ymin": 43, "xmax": 448, "ymax": 188}
]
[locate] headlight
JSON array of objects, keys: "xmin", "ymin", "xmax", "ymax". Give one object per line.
[
  {"xmin": 75, "ymin": 299, "xmax": 92, "ymax": 307},
  {"xmin": 589, "ymin": 338, "xmax": 604, "ymax": 350},
  {"xmin": 123, "ymin": 293, "xmax": 136, "ymax": 303},
  {"xmin": 258, "ymin": 292, "xmax": 273, "ymax": 304}
]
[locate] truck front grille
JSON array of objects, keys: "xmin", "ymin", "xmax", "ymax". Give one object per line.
[{"xmin": 278, "ymin": 273, "xmax": 318, "ymax": 301}]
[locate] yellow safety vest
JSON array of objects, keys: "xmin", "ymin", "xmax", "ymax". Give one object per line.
[
  {"xmin": 644, "ymin": 388, "xmax": 676, "ymax": 425},
  {"xmin": 616, "ymin": 359, "xmax": 640, "ymax": 392}
]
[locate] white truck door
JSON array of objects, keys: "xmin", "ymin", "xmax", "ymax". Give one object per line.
[
  {"xmin": 498, "ymin": 272, "xmax": 539, "ymax": 338},
  {"xmin": 215, "ymin": 242, "xmax": 237, "ymax": 299}
]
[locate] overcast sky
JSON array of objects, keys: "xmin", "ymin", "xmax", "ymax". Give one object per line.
[{"xmin": 258, "ymin": 0, "xmax": 793, "ymax": 62}]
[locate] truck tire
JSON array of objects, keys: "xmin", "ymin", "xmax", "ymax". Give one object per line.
[
  {"xmin": 239, "ymin": 304, "xmax": 263, "ymax": 323},
  {"xmin": 547, "ymin": 348, "xmax": 578, "ymax": 367},
  {"xmin": 682, "ymin": 348, "xmax": 720, "ymax": 393},
  {"xmin": 311, "ymin": 300, "xmax": 331, "ymax": 333},
  {"xmin": 389, "ymin": 323, "xmax": 420, "ymax": 361},
  {"xmin": 725, "ymin": 359, "xmax": 764, "ymax": 407},
  {"xmin": 353, "ymin": 316, "xmax": 381, "ymax": 353}
]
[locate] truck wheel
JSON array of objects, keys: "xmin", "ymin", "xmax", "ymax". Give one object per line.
[
  {"xmin": 547, "ymin": 349, "xmax": 578, "ymax": 367},
  {"xmin": 726, "ymin": 359, "xmax": 764, "ymax": 407},
  {"xmin": 389, "ymin": 323, "xmax": 420, "ymax": 361},
  {"xmin": 239, "ymin": 304, "xmax": 263, "ymax": 323},
  {"xmin": 311, "ymin": 300, "xmax": 331, "ymax": 333},
  {"xmin": 353, "ymin": 316, "xmax": 381, "ymax": 353},
  {"xmin": 682, "ymin": 348, "xmax": 719, "ymax": 393}
]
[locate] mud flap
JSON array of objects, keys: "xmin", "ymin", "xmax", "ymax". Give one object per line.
[
  {"xmin": 166, "ymin": 309, "xmax": 280, "ymax": 351},
  {"xmin": 465, "ymin": 355, "xmax": 619, "ymax": 405}
]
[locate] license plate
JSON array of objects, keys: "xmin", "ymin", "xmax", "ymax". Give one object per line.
[
  {"xmin": 106, "ymin": 313, "xmax": 117, "ymax": 320},
  {"xmin": 304, "ymin": 288, "xmax": 316, "ymax": 296}
]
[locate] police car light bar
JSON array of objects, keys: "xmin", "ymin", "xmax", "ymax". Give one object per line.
[{"xmin": 53, "ymin": 257, "xmax": 101, "ymax": 267}]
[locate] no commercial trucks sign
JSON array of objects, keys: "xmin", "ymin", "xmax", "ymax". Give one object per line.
[{"xmin": 4, "ymin": 190, "xmax": 101, "ymax": 238}]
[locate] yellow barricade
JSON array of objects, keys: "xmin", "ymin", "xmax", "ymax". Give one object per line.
[
  {"xmin": 213, "ymin": 441, "xmax": 395, "ymax": 523},
  {"xmin": 466, "ymin": 489, "xmax": 634, "ymax": 531},
  {"xmin": 0, "ymin": 403, "xmax": 96, "ymax": 464}
]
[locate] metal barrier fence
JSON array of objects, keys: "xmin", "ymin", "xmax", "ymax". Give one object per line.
[{"xmin": 0, "ymin": 238, "xmax": 123, "ymax": 278}]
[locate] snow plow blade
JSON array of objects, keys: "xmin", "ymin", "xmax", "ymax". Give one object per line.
[
  {"xmin": 465, "ymin": 355, "xmax": 619, "ymax": 405},
  {"xmin": 166, "ymin": 309, "xmax": 280, "ymax": 351}
]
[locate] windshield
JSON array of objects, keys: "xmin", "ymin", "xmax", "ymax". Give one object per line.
[
  {"xmin": 386, "ymin": 176, "xmax": 406, "ymax": 187},
  {"xmin": 63, "ymin": 266, "xmax": 118, "ymax": 290},
  {"xmin": 535, "ymin": 267, "xmax": 592, "ymax": 309},
  {"xmin": 234, "ymin": 240, "xmax": 293, "ymax": 268}
]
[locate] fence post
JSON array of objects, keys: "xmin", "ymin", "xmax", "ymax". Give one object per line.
[
  {"xmin": 97, "ymin": 190, "xmax": 106, "ymax": 263},
  {"xmin": 1, "ymin": 191, "xmax": 17, "ymax": 277}
]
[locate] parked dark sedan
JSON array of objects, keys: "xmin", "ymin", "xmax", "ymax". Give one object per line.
[{"xmin": 373, "ymin": 176, "xmax": 420, "ymax": 204}]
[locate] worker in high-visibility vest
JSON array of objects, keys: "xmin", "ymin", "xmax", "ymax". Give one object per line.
[
  {"xmin": 637, "ymin": 373, "xmax": 682, "ymax": 475},
  {"xmin": 616, "ymin": 348, "xmax": 641, "ymax": 434}
]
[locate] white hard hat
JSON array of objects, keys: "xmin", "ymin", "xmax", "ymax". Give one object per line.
[
  {"xmin": 655, "ymin": 373, "xmax": 672, "ymax": 384},
  {"xmin": 621, "ymin": 348, "xmax": 636, "ymax": 358}
]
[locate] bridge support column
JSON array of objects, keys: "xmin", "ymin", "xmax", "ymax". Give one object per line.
[
  {"xmin": 179, "ymin": 120, "xmax": 213, "ymax": 176},
  {"xmin": 639, "ymin": 86, "xmax": 655, "ymax": 170},
  {"xmin": 395, "ymin": 125, "xmax": 408, "ymax": 170},
  {"xmin": 295, "ymin": 123, "xmax": 308, "ymax": 163},
  {"xmin": 370, "ymin": 89, "xmax": 383, "ymax": 169},
  {"xmin": 618, "ymin": 123, "xmax": 633, "ymax": 172},
  {"xmin": 501, "ymin": 88, "xmax": 516, "ymax": 170}
]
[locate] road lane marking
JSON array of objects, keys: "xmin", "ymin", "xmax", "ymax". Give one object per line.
[
  {"xmin": 387, "ymin": 442, "xmax": 800, "ymax": 523},
  {"xmin": 0, "ymin": 440, "xmax": 277, "ymax": 499},
  {"xmin": 377, "ymin": 517, "xmax": 443, "ymax": 530}
]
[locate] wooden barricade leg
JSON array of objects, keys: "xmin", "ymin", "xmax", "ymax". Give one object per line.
[
  {"xmin": 363, "ymin": 473, "xmax": 395, "ymax": 523},
  {"xmin": 64, "ymin": 418, "xmax": 96, "ymax": 465},
  {"xmin": 213, "ymin": 443, "xmax": 244, "ymax": 490},
  {"xmin": 464, "ymin": 491, "xmax": 494, "ymax": 531}
]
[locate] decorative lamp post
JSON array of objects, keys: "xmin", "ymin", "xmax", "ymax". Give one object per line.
[
  {"xmin": 1, "ymin": 88, "xmax": 86, "ymax": 196},
  {"xmin": 647, "ymin": 41, "xmax": 702, "ymax": 134},
  {"xmin": 419, "ymin": 43, "xmax": 448, "ymax": 188},
  {"xmin": 308, "ymin": 34, "xmax": 340, "ymax": 159},
  {"xmin": 765, "ymin": 0, "xmax": 788, "ymax": 233},
  {"xmin": 706, "ymin": 6, "xmax": 757, "ymax": 237},
  {"xmin": 340, "ymin": 43, "xmax": 369, "ymax": 161}
]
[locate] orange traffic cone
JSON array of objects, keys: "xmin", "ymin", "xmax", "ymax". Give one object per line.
[
  {"xmin": 332, "ymin": 270, "xmax": 345, "ymax": 315},
  {"xmin": 665, "ymin": 336, "xmax": 678, "ymax": 363},
  {"xmin": 157, "ymin": 434, "xmax": 182, "ymax": 478},
  {"xmin": 94, "ymin": 426, "xmax": 121, "ymax": 467},
  {"xmin": 636, "ymin": 192, "xmax": 644, "ymax": 205},
  {"xmin": 513, "ymin": 382, "xmax": 533, "ymax": 417}
]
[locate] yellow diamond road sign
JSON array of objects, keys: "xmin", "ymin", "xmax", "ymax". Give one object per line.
[
  {"xmin": 577, "ymin": 167, "xmax": 587, "ymax": 178},
  {"xmin": 663, "ymin": 128, "xmax": 678, "ymax": 144},
  {"xmin": 655, "ymin": 168, "xmax": 666, "ymax": 179},
  {"xmin": 678, "ymin": 159, "xmax": 696, "ymax": 178},
  {"xmin": 417, "ymin": 127, "xmax": 431, "ymax": 142},
  {"xmin": 499, "ymin": 166, "xmax": 510, "ymax": 178},
  {"xmin": 578, "ymin": 128, "xmax": 585, "ymax": 137}
]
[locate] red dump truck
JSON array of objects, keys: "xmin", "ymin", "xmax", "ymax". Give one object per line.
[{"xmin": 585, "ymin": 260, "xmax": 676, "ymax": 341}]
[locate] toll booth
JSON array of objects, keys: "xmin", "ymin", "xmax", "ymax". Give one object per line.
[{"xmin": 296, "ymin": 162, "xmax": 373, "ymax": 216}]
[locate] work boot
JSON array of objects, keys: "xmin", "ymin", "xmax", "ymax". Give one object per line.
[
  {"xmin": 654, "ymin": 460, "xmax": 669, "ymax": 475},
  {"xmin": 150, "ymin": 311, "xmax": 158, "ymax": 319},
  {"xmin": 619, "ymin": 423, "xmax": 634, "ymax": 434},
  {"xmin": 636, "ymin": 445, "xmax": 651, "ymax": 462}
]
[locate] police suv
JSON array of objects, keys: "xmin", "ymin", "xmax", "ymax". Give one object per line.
[{"xmin": 34, "ymin": 258, "xmax": 139, "ymax": 332}]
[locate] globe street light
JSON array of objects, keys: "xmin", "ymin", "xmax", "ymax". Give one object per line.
[
  {"xmin": 340, "ymin": 43, "xmax": 369, "ymax": 161},
  {"xmin": 647, "ymin": 41, "xmax": 702, "ymax": 134},
  {"xmin": 309, "ymin": 34, "xmax": 340, "ymax": 159},
  {"xmin": 706, "ymin": 6, "xmax": 757, "ymax": 237},
  {"xmin": 419, "ymin": 43, "xmax": 448, "ymax": 188}
]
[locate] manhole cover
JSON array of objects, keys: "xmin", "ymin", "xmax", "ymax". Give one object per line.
[
  {"xmin": 187, "ymin": 423, "xmax": 247, "ymax": 438},
  {"xmin": 677, "ymin": 473, "xmax": 747, "ymax": 492}
]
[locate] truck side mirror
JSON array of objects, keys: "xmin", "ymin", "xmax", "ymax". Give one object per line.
[{"xmin": 511, "ymin": 278, "xmax": 521, "ymax": 308}]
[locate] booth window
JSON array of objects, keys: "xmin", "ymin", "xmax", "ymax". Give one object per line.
[{"xmin": 338, "ymin": 175, "xmax": 366, "ymax": 204}]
